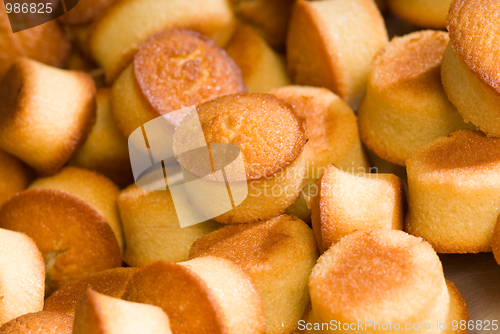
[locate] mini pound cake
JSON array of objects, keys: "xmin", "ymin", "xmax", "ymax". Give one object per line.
[
  {"xmin": 230, "ymin": 0, "xmax": 295, "ymax": 50},
  {"xmin": 123, "ymin": 258, "xmax": 265, "ymax": 334},
  {"xmin": 173, "ymin": 93, "xmax": 307, "ymax": 224},
  {"xmin": 307, "ymin": 229, "xmax": 468, "ymax": 334},
  {"xmin": 310, "ymin": 164, "xmax": 405, "ymax": 253},
  {"xmin": 44, "ymin": 267, "xmax": 138, "ymax": 317},
  {"xmin": 442, "ymin": 0, "xmax": 500, "ymax": 137},
  {"xmin": 0, "ymin": 10, "xmax": 70, "ymax": 80},
  {"xmin": 0, "ymin": 228, "xmax": 44, "ymax": 326},
  {"xmin": 406, "ymin": 130, "xmax": 500, "ymax": 253},
  {"xmin": 0, "ymin": 167, "xmax": 123, "ymax": 294},
  {"xmin": 387, "ymin": 0, "xmax": 452, "ymax": 29},
  {"xmin": 0, "ymin": 311, "xmax": 73, "ymax": 334},
  {"xmin": 269, "ymin": 86, "xmax": 369, "ymax": 221},
  {"xmin": 287, "ymin": 0, "xmax": 388, "ymax": 108},
  {"xmin": 0, "ymin": 58, "xmax": 96, "ymax": 176},
  {"xmin": 189, "ymin": 215, "xmax": 318, "ymax": 334},
  {"xmin": 73, "ymin": 289, "xmax": 172, "ymax": 334},
  {"xmin": 88, "ymin": 0, "xmax": 236, "ymax": 82},
  {"xmin": 118, "ymin": 184, "xmax": 221, "ymax": 266},
  {"xmin": 225, "ymin": 24, "xmax": 291, "ymax": 93},
  {"xmin": 111, "ymin": 29, "xmax": 246, "ymax": 138},
  {"xmin": 0, "ymin": 149, "xmax": 33, "ymax": 207},
  {"xmin": 70, "ymin": 89, "xmax": 133, "ymax": 187},
  {"xmin": 357, "ymin": 31, "xmax": 469, "ymax": 166}
]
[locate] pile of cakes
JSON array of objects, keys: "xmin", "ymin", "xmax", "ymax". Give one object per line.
[{"xmin": 2, "ymin": 0, "xmax": 500, "ymax": 332}]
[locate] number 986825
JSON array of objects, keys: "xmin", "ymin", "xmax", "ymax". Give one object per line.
[
  {"xmin": 5, "ymin": 2, "xmax": 53, "ymax": 14},
  {"xmin": 452, "ymin": 320, "xmax": 498, "ymax": 331}
]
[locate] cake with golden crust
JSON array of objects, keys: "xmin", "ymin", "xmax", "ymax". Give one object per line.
[
  {"xmin": 387, "ymin": 0, "xmax": 452, "ymax": 29},
  {"xmin": 0, "ymin": 311, "xmax": 73, "ymax": 334},
  {"xmin": 0, "ymin": 167, "xmax": 122, "ymax": 294},
  {"xmin": 123, "ymin": 258, "xmax": 265, "ymax": 334},
  {"xmin": 357, "ymin": 30, "xmax": 469, "ymax": 166},
  {"xmin": 118, "ymin": 184, "xmax": 220, "ymax": 266},
  {"xmin": 269, "ymin": 86, "xmax": 369, "ymax": 221},
  {"xmin": 307, "ymin": 229, "xmax": 468, "ymax": 334},
  {"xmin": 230, "ymin": 0, "xmax": 294, "ymax": 50},
  {"xmin": 310, "ymin": 164, "xmax": 405, "ymax": 253},
  {"xmin": 189, "ymin": 214, "xmax": 318, "ymax": 334},
  {"xmin": 70, "ymin": 89, "xmax": 133, "ymax": 187},
  {"xmin": 0, "ymin": 9, "xmax": 70, "ymax": 80},
  {"xmin": 44, "ymin": 267, "xmax": 137, "ymax": 317},
  {"xmin": 0, "ymin": 58, "xmax": 96, "ymax": 176},
  {"xmin": 0, "ymin": 228, "xmax": 44, "ymax": 326},
  {"xmin": 226, "ymin": 24, "xmax": 290, "ymax": 93},
  {"xmin": 73, "ymin": 289, "xmax": 173, "ymax": 334},
  {"xmin": 88, "ymin": 0, "xmax": 236, "ymax": 82},
  {"xmin": 287, "ymin": 0, "xmax": 388, "ymax": 108},
  {"xmin": 442, "ymin": 0, "xmax": 500, "ymax": 137},
  {"xmin": 406, "ymin": 130, "xmax": 500, "ymax": 253},
  {"xmin": 174, "ymin": 93, "xmax": 307, "ymax": 224},
  {"xmin": 0, "ymin": 149, "xmax": 33, "ymax": 206},
  {"xmin": 111, "ymin": 29, "xmax": 246, "ymax": 138}
]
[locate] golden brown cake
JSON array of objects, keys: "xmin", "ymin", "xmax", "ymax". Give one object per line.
[
  {"xmin": 230, "ymin": 0, "xmax": 294, "ymax": 50},
  {"xmin": 0, "ymin": 311, "xmax": 73, "ymax": 334},
  {"xmin": 307, "ymin": 229, "xmax": 468, "ymax": 334},
  {"xmin": 269, "ymin": 86, "xmax": 369, "ymax": 222},
  {"xmin": 111, "ymin": 29, "xmax": 246, "ymax": 138},
  {"xmin": 73, "ymin": 289, "xmax": 172, "ymax": 334},
  {"xmin": 287, "ymin": 0, "xmax": 388, "ymax": 108},
  {"xmin": 44, "ymin": 267, "xmax": 138, "ymax": 317},
  {"xmin": 442, "ymin": 0, "xmax": 500, "ymax": 137},
  {"xmin": 493, "ymin": 217, "xmax": 500, "ymax": 266},
  {"xmin": 88, "ymin": 0, "xmax": 236, "ymax": 82},
  {"xmin": 226, "ymin": 24, "xmax": 291, "ymax": 93},
  {"xmin": 0, "ymin": 228, "xmax": 44, "ymax": 326},
  {"xmin": 310, "ymin": 164, "xmax": 405, "ymax": 253},
  {"xmin": 0, "ymin": 58, "xmax": 96, "ymax": 176},
  {"xmin": 387, "ymin": 0, "xmax": 452, "ymax": 29},
  {"xmin": 0, "ymin": 167, "xmax": 123, "ymax": 294},
  {"xmin": 189, "ymin": 214, "xmax": 318, "ymax": 334},
  {"xmin": 0, "ymin": 149, "xmax": 33, "ymax": 207},
  {"xmin": 406, "ymin": 130, "xmax": 500, "ymax": 253},
  {"xmin": 123, "ymin": 258, "xmax": 265, "ymax": 334},
  {"xmin": 357, "ymin": 30, "xmax": 469, "ymax": 166},
  {"xmin": 174, "ymin": 93, "xmax": 307, "ymax": 224},
  {"xmin": 0, "ymin": 9, "xmax": 70, "ymax": 80},
  {"xmin": 118, "ymin": 184, "xmax": 221, "ymax": 266},
  {"xmin": 70, "ymin": 89, "xmax": 133, "ymax": 187}
]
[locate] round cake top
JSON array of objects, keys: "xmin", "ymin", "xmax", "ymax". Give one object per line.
[
  {"xmin": 175, "ymin": 93, "xmax": 307, "ymax": 180},
  {"xmin": 447, "ymin": 0, "xmax": 500, "ymax": 94},
  {"xmin": 370, "ymin": 30, "xmax": 449, "ymax": 96},
  {"xmin": 309, "ymin": 229, "xmax": 447, "ymax": 321},
  {"xmin": 189, "ymin": 214, "xmax": 316, "ymax": 272},
  {"xmin": 134, "ymin": 29, "xmax": 246, "ymax": 116},
  {"xmin": 407, "ymin": 130, "xmax": 500, "ymax": 172}
]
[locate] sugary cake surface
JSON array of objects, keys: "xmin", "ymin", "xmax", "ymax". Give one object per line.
[
  {"xmin": 447, "ymin": 0, "xmax": 500, "ymax": 94},
  {"xmin": 179, "ymin": 93, "xmax": 307, "ymax": 180},
  {"xmin": 0, "ymin": 311, "xmax": 73, "ymax": 334},
  {"xmin": 310, "ymin": 229, "xmax": 449, "ymax": 324},
  {"xmin": 409, "ymin": 130, "xmax": 500, "ymax": 172},
  {"xmin": 44, "ymin": 268, "xmax": 138, "ymax": 317},
  {"xmin": 370, "ymin": 30, "xmax": 449, "ymax": 94},
  {"xmin": 134, "ymin": 29, "xmax": 246, "ymax": 116}
]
